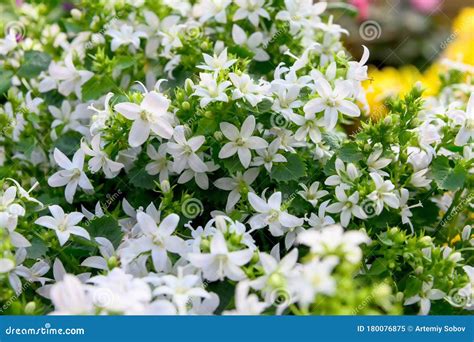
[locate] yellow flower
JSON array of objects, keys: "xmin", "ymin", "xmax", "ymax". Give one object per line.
[{"xmin": 365, "ymin": 7, "xmax": 474, "ymax": 120}]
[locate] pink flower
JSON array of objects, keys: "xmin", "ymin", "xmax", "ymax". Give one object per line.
[
  {"xmin": 350, "ymin": 0, "xmax": 370, "ymax": 21},
  {"xmin": 410, "ymin": 0, "xmax": 441, "ymax": 13}
]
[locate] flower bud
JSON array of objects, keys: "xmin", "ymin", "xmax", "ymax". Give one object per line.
[
  {"xmin": 418, "ymin": 236, "xmax": 432, "ymax": 247},
  {"xmin": 185, "ymin": 79, "xmax": 194, "ymax": 93},
  {"xmin": 181, "ymin": 101, "xmax": 190, "ymax": 111},
  {"xmin": 107, "ymin": 256, "xmax": 118, "ymax": 269},
  {"xmin": 70, "ymin": 9, "xmax": 82, "ymax": 20},
  {"xmin": 215, "ymin": 215, "xmax": 227, "ymax": 232},
  {"xmin": 24, "ymin": 302, "xmax": 36, "ymax": 314},
  {"xmin": 160, "ymin": 180, "xmax": 171, "ymax": 193}
]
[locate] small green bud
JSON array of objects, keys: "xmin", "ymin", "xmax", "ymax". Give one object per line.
[
  {"xmin": 181, "ymin": 101, "xmax": 190, "ymax": 111},
  {"xmin": 200, "ymin": 238, "xmax": 210, "ymax": 252},
  {"xmin": 214, "ymin": 131, "xmax": 223, "ymax": 141},
  {"xmin": 160, "ymin": 180, "xmax": 171, "ymax": 193},
  {"xmin": 204, "ymin": 110, "xmax": 214, "ymax": 118},
  {"xmin": 24, "ymin": 302, "xmax": 36, "ymax": 314},
  {"xmin": 107, "ymin": 256, "xmax": 118, "ymax": 269},
  {"xmin": 418, "ymin": 236, "xmax": 432, "ymax": 247},
  {"xmin": 70, "ymin": 9, "xmax": 82, "ymax": 20},
  {"xmin": 268, "ymin": 272, "xmax": 285, "ymax": 288},
  {"xmin": 185, "ymin": 79, "xmax": 194, "ymax": 93}
]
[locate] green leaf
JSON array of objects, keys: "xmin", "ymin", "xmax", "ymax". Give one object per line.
[
  {"xmin": 17, "ymin": 51, "xmax": 51, "ymax": 79},
  {"xmin": 127, "ymin": 166, "xmax": 156, "ymax": 190},
  {"xmin": 271, "ymin": 154, "xmax": 306, "ymax": 182},
  {"xmin": 115, "ymin": 56, "xmax": 136, "ymax": 70},
  {"xmin": 54, "ymin": 131, "xmax": 82, "ymax": 157},
  {"xmin": 26, "ymin": 238, "xmax": 48, "ymax": 259},
  {"xmin": 0, "ymin": 68, "xmax": 13, "ymax": 95},
  {"xmin": 82, "ymin": 76, "xmax": 116, "ymax": 101},
  {"xmin": 86, "ymin": 215, "xmax": 123, "ymax": 248},
  {"xmin": 431, "ymin": 156, "xmax": 467, "ymax": 191},
  {"xmin": 196, "ymin": 117, "xmax": 218, "ymax": 135},
  {"xmin": 366, "ymin": 258, "xmax": 387, "ymax": 275},
  {"xmin": 338, "ymin": 142, "xmax": 363, "ymax": 163},
  {"xmin": 404, "ymin": 275, "xmax": 422, "ymax": 298},
  {"xmin": 377, "ymin": 234, "xmax": 394, "ymax": 246}
]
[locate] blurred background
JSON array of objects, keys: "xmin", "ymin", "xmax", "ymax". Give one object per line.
[{"xmin": 332, "ymin": 0, "xmax": 474, "ymax": 117}]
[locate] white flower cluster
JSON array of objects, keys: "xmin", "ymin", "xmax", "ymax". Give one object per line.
[{"xmin": 0, "ymin": 0, "xmax": 472, "ymax": 316}]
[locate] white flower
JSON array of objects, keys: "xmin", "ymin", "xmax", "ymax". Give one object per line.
[
  {"xmin": 326, "ymin": 186, "xmax": 367, "ymax": 227},
  {"xmin": 81, "ymin": 237, "xmax": 116, "ymax": 271},
  {"xmin": 192, "ymin": 73, "xmax": 231, "ymax": 107},
  {"xmin": 404, "ymin": 280, "xmax": 446, "ymax": 315},
  {"xmin": 250, "ymin": 248, "xmax": 298, "ymax": 296},
  {"xmin": 297, "ymin": 224, "xmax": 371, "ymax": 263},
  {"xmin": 367, "ymin": 148, "xmax": 391, "ymax": 176},
  {"xmin": 35, "ymin": 205, "xmax": 89, "ymax": 246},
  {"xmin": 347, "ymin": 45, "xmax": 370, "ymax": 82},
  {"xmin": 232, "ymin": 24, "xmax": 269, "ymax": 61},
  {"xmin": 0, "ymin": 258, "xmax": 15, "ymax": 273},
  {"xmin": 251, "ymin": 139, "xmax": 287, "ymax": 172},
  {"xmin": 304, "ymin": 79, "xmax": 360, "ymax": 130},
  {"xmin": 276, "ymin": 0, "xmax": 327, "ymax": 34},
  {"xmin": 233, "ymin": 0, "xmax": 270, "ymax": 27},
  {"xmin": 89, "ymin": 92, "xmax": 114, "ymax": 135},
  {"xmin": 81, "ymin": 135, "xmax": 124, "ymax": 178},
  {"xmin": 219, "ymin": 115, "xmax": 268, "ymax": 168},
  {"xmin": 48, "ymin": 148, "xmax": 93, "ymax": 204},
  {"xmin": 229, "ymin": 72, "xmax": 267, "ymax": 106},
  {"xmin": 145, "ymin": 144, "xmax": 172, "ymax": 182},
  {"xmin": 88, "ymin": 268, "xmax": 153, "ymax": 314},
  {"xmin": 214, "ymin": 168, "xmax": 260, "ymax": 212},
  {"xmin": 193, "ymin": 0, "xmax": 231, "ymax": 24},
  {"xmin": 454, "ymin": 93, "xmax": 474, "ymax": 146},
  {"xmin": 367, "ymin": 173, "xmax": 400, "ymax": 215},
  {"xmin": 271, "ymin": 84, "xmax": 303, "ymax": 120},
  {"xmin": 407, "ymin": 147, "xmax": 432, "ymax": 171},
  {"xmin": 398, "ymin": 188, "xmax": 422, "ymax": 234},
  {"xmin": 121, "ymin": 212, "xmax": 185, "ymax": 272},
  {"xmin": 50, "ymin": 274, "xmax": 93, "ymax": 314},
  {"xmin": 410, "ymin": 168, "xmax": 431, "ymax": 188},
  {"xmin": 153, "ymin": 267, "xmax": 209, "ymax": 314},
  {"xmin": 197, "ymin": 48, "xmax": 236, "ymax": 72},
  {"xmin": 224, "ymin": 281, "xmax": 268, "ymax": 315},
  {"xmin": 188, "ymin": 230, "xmax": 253, "ymax": 281},
  {"xmin": 248, "ymin": 191, "xmax": 303, "ymax": 236},
  {"xmin": 114, "ymin": 91, "xmax": 174, "ymax": 147},
  {"xmin": 6, "ymin": 178, "xmax": 42, "ymax": 208},
  {"xmin": 0, "ymin": 32, "xmax": 17, "ymax": 55},
  {"xmin": 107, "ymin": 24, "xmax": 147, "ymax": 51},
  {"xmin": 167, "ymin": 126, "xmax": 207, "ymax": 173},
  {"xmin": 298, "ymin": 181, "xmax": 328, "ymax": 207},
  {"xmin": 0, "ymin": 186, "xmax": 26, "ymax": 232},
  {"xmin": 49, "ymin": 100, "xmax": 88, "ymax": 138},
  {"xmin": 14, "ymin": 260, "xmax": 50, "ymax": 286},
  {"xmin": 39, "ymin": 54, "xmax": 93, "ymax": 99},
  {"xmin": 325, "ymin": 158, "xmax": 359, "ymax": 187},
  {"xmin": 306, "ymin": 200, "xmax": 335, "ymax": 230},
  {"xmin": 178, "ymin": 158, "xmax": 219, "ymax": 190},
  {"xmin": 293, "ymin": 106, "xmax": 325, "ymax": 143},
  {"xmin": 292, "ymin": 257, "xmax": 338, "ymax": 306}
]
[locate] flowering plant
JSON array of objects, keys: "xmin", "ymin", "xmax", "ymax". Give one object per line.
[{"xmin": 0, "ymin": 0, "xmax": 472, "ymax": 315}]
